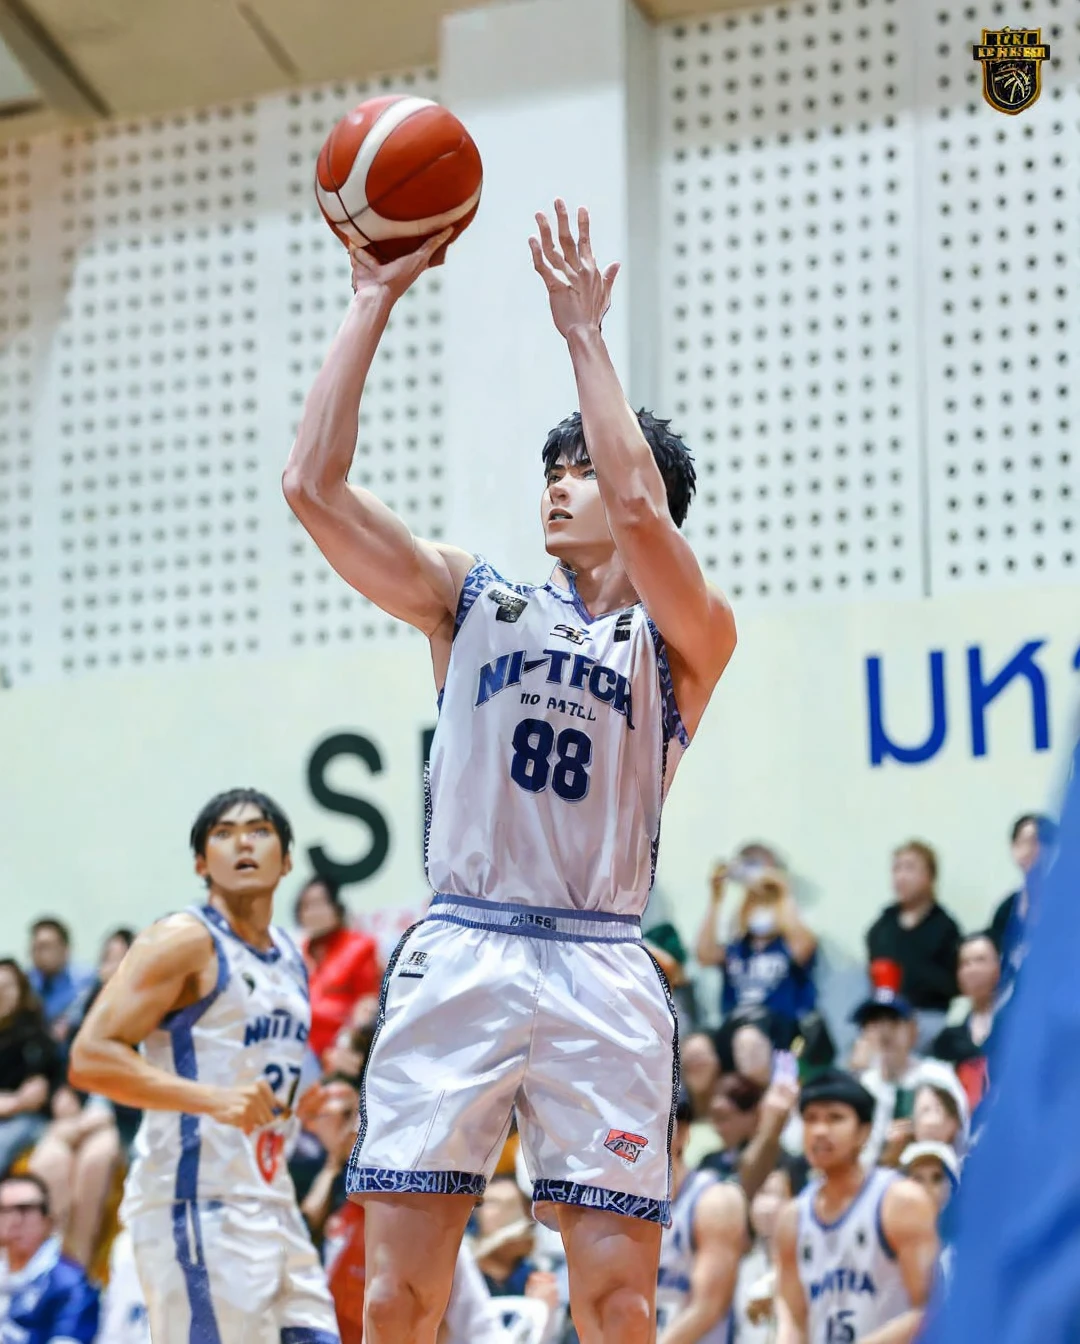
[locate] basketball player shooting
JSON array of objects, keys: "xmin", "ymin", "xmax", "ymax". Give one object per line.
[
  {"xmin": 70, "ymin": 789, "xmax": 340, "ymax": 1344},
  {"xmin": 283, "ymin": 200, "xmax": 737, "ymax": 1344}
]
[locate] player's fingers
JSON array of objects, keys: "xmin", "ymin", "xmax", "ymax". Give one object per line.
[
  {"xmin": 421, "ymin": 226, "xmax": 454, "ymax": 262},
  {"xmin": 576, "ymin": 206, "xmax": 595, "ymax": 267},
  {"xmin": 535, "ymin": 212, "xmax": 571, "ymax": 276},
  {"xmin": 602, "ymin": 261, "xmax": 621, "ymax": 309},
  {"xmin": 554, "ymin": 199, "xmax": 580, "ymax": 269}
]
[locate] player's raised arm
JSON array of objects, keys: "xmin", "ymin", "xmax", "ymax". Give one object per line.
[
  {"xmin": 69, "ymin": 915, "xmax": 276, "ymax": 1132},
  {"xmin": 530, "ymin": 200, "xmax": 737, "ymax": 701},
  {"xmin": 860, "ymin": 1181, "xmax": 940, "ymax": 1344},
  {"xmin": 283, "ymin": 230, "xmax": 474, "ymax": 638}
]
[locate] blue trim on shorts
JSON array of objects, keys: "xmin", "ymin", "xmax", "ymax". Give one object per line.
[
  {"xmin": 426, "ymin": 911, "xmax": 641, "ymax": 945},
  {"xmin": 346, "ymin": 1167, "xmax": 486, "ymax": 1198},
  {"xmin": 171, "ymin": 1201, "xmax": 221, "ymax": 1343},
  {"xmin": 431, "ymin": 893, "xmax": 638, "ymax": 924},
  {"xmin": 281, "ymin": 1330, "xmax": 341, "ymax": 1344},
  {"xmin": 533, "ymin": 1179, "xmax": 671, "ymax": 1226}
]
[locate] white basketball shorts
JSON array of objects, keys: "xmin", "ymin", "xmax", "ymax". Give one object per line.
[
  {"xmin": 128, "ymin": 1197, "xmax": 339, "ymax": 1344},
  {"xmin": 346, "ymin": 896, "xmax": 679, "ymax": 1226}
]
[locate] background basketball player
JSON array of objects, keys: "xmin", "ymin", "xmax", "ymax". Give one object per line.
[
  {"xmin": 70, "ymin": 788, "xmax": 339, "ymax": 1344},
  {"xmin": 774, "ymin": 1069, "xmax": 939, "ymax": 1344},
  {"xmin": 284, "ymin": 199, "xmax": 737, "ymax": 1344}
]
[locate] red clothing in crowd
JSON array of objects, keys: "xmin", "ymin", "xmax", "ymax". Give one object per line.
[{"xmin": 303, "ymin": 927, "xmax": 381, "ymax": 1059}]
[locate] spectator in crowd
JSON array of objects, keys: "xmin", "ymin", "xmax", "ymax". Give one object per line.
[
  {"xmin": 735, "ymin": 1155, "xmax": 808, "ymax": 1344},
  {"xmin": 679, "ymin": 1032, "xmax": 723, "ymax": 1168},
  {"xmin": 702, "ymin": 1068, "xmax": 799, "ymax": 1201},
  {"xmin": 472, "ymin": 1174, "xmax": 542, "ymax": 1299},
  {"xmin": 696, "ymin": 854, "xmax": 817, "ymax": 1044},
  {"xmin": 25, "ymin": 920, "xmax": 90, "ymax": 1039},
  {"xmin": 900, "ymin": 1141, "xmax": 959, "ymax": 1217},
  {"xmin": 0, "ymin": 960, "xmax": 63, "ymax": 1179},
  {"xmin": 0, "ymin": 1172, "xmax": 99, "ymax": 1343},
  {"xmin": 989, "ymin": 813, "xmax": 1057, "ymax": 954},
  {"xmin": 866, "ymin": 840, "xmax": 962, "ymax": 1048},
  {"xmin": 852, "ymin": 987, "xmax": 924, "ymax": 1167},
  {"xmin": 911, "ymin": 1069, "xmax": 969, "ymax": 1156},
  {"xmin": 931, "ymin": 933, "xmax": 1000, "ymax": 1112},
  {"xmin": 295, "ymin": 876, "xmax": 381, "ymax": 1061}
]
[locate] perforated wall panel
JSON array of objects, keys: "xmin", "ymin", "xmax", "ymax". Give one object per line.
[
  {"xmin": 918, "ymin": 0, "xmax": 1078, "ymax": 591},
  {"xmin": 657, "ymin": 0, "xmax": 925, "ymax": 606}
]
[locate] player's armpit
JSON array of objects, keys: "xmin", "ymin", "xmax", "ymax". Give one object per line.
[{"xmin": 880, "ymin": 1179, "xmax": 940, "ymax": 1308}]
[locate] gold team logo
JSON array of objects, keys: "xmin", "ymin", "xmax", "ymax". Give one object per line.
[{"xmin": 972, "ymin": 27, "xmax": 1051, "ymax": 115}]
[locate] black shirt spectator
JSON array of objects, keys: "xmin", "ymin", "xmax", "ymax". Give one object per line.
[
  {"xmin": 866, "ymin": 840, "xmax": 961, "ymax": 1013},
  {"xmin": 0, "ymin": 960, "xmax": 64, "ymax": 1178}
]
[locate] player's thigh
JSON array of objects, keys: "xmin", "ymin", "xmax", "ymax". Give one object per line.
[
  {"xmin": 275, "ymin": 1203, "xmax": 340, "ymax": 1343},
  {"xmin": 130, "ymin": 1202, "xmax": 281, "ymax": 1344},
  {"xmin": 519, "ymin": 939, "xmax": 677, "ymax": 1224},
  {"xmin": 350, "ymin": 920, "xmax": 532, "ymax": 1189},
  {"xmin": 558, "ymin": 1203, "xmax": 663, "ymax": 1313},
  {"xmin": 364, "ymin": 1190, "xmax": 477, "ymax": 1312}
]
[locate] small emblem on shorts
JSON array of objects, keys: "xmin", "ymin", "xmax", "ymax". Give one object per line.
[
  {"xmin": 398, "ymin": 949, "xmax": 429, "ymax": 980},
  {"xmin": 488, "ymin": 588, "xmax": 528, "ymax": 623},
  {"xmin": 256, "ymin": 1131, "xmax": 285, "ymax": 1184},
  {"xmin": 604, "ymin": 1129, "xmax": 649, "ymax": 1164}
]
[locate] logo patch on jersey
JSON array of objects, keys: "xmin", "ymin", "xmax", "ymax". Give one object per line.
[
  {"xmin": 241, "ymin": 972, "xmax": 257, "ymax": 995},
  {"xmin": 604, "ymin": 1129, "xmax": 649, "ymax": 1164},
  {"xmin": 551, "ymin": 623, "xmax": 589, "ymax": 644},
  {"xmin": 256, "ymin": 1130, "xmax": 285, "ymax": 1184},
  {"xmin": 613, "ymin": 610, "xmax": 634, "ymax": 642},
  {"xmin": 398, "ymin": 950, "xmax": 430, "ymax": 980},
  {"xmin": 488, "ymin": 588, "xmax": 528, "ymax": 623}
]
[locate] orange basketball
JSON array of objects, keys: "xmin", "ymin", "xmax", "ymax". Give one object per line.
[{"xmin": 315, "ymin": 95, "xmax": 482, "ymax": 265}]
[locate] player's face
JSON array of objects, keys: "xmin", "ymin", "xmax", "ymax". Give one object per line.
[
  {"xmin": 541, "ymin": 455, "xmax": 612, "ymax": 559},
  {"xmin": 906, "ymin": 1159, "xmax": 952, "ymax": 1213},
  {"xmin": 194, "ymin": 801, "xmax": 291, "ymax": 895},
  {"xmin": 802, "ymin": 1102, "xmax": 866, "ymax": 1173}
]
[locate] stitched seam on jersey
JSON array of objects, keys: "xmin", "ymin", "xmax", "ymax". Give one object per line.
[{"xmin": 351, "ymin": 922, "xmax": 423, "ymax": 1159}]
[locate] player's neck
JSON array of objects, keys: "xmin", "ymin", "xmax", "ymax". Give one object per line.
[
  {"xmin": 553, "ymin": 552, "xmax": 637, "ymax": 618},
  {"xmin": 207, "ymin": 888, "xmax": 276, "ymax": 950},
  {"xmin": 818, "ymin": 1162, "xmax": 867, "ymax": 1209}
]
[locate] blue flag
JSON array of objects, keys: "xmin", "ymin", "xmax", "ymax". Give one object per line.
[{"xmin": 922, "ymin": 742, "xmax": 1080, "ymax": 1343}]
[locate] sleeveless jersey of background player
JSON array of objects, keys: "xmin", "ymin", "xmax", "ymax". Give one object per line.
[
  {"xmin": 656, "ymin": 1169, "xmax": 733, "ymax": 1343},
  {"xmin": 426, "ymin": 560, "xmax": 689, "ymax": 917},
  {"xmin": 795, "ymin": 1167, "xmax": 910, "ymax": 1344},
  {"xmin": 121, "ymin": 905, "xmax": 310, "ymax": 1220}
]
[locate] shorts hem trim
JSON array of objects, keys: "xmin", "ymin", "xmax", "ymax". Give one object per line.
[
  {"xmin": 345, "ymin": 1167, "xmax": 486, "ymax": 1198},
  {"xmin": 533, "ymin": 1179, "xmax": 671, "ymax": 1226}
]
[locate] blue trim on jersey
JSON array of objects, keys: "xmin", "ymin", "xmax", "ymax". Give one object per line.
[
  {"xmin": 876, "ymin": 1179, "xmax": 898, "ymax": 1261},
  {"xmin": 161, "ymin": 915, "xmax": 230, "ymax": 1033},
  {"xmin": 657, "ymin": 1267, "xmax": 692, "ymax": 1293},
  {"xmin": 346, "ymin": 1167, "xmax": 486, "ymax": 1198},
  {"xmin": 431, "ymin": 892, "xmax": 637, "ymax": 925},
  {"xmin": 533, "ymin": 1179, "xmax": 671, "ymax": 1226},
  {"xmin": 453, "ymin": 557, "xmax": 533, "ymax": 637},
  {"xmin": 200, "ymin": 903, "xmax": 282, "ymax": 963},
  {"xmin": 427, "ymin": 910, "xmax": 642, "ymax": 945},
  {"xmin": 806, "ymin": 1170, "xmax": 881, "ymax": 1234},
  {"xmin": 281, "ymin": 1330, "xmax": 341, "ymax": 1344},
  {"xmin": 647, "ymin": 617, "xmax": 690, "ymax": 749},
  {"xmin": 171, "ymin": 1201, "xmax": 221, "ymax": 1344}
]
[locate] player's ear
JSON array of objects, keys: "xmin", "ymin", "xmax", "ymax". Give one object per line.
[
  {"xmin": 281, "ymin": 850, "xmax": 293, "ymax": 879},
  {"xmin": 193, "ymin": 854, "xmax": 208, "ymax": 881}
]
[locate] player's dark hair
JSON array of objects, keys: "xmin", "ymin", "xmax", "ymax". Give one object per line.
[
  {"xmin": 0, "ymin": 1171, "xmax": 51, "ymax": 1217},
  {"xmin": 541, "ymin": 409, "xmax": 697, "ymax": 528},
  {"xmin": 189, "ymin": 788, "xmax": 294, "ymax": 858},
  {"xmin": 0, "ymin": 958, "xmax": 44, "ymax": 1026},
  {"xmin": 1011, "ymin": 812, "xmax": 1057, "ymax": 846},
  {"xmin": 30, "ymin": 916, "xmax": 70, "ymax": 947},
  {"xmin": 293, "ymin": 875, "xmax": 346, "ymax": 924}
]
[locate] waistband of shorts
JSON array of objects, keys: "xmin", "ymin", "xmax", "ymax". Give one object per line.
[{"xmin": 426, "ymin": 894, "xmax": 643, "ymax": 943}]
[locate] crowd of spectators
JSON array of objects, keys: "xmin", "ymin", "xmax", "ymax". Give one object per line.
[{"xmin": 0, "ymin": 812, "xmax": 1055, "ymax": 1340}]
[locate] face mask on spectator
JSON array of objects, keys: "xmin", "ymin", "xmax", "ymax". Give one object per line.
[{"xmin": 748, "ymin": 909, "xmax": 777, "ymax": 937}]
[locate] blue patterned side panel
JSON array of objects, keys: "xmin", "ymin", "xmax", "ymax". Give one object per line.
[
  {"xmin": 642, "ymin": 946, "xmax": 682, "ymax": 1225},
  {"xmin": 350, "ymin": 922, "xmax": 421, "ymax": 1156},
  {"xmin": 453, "ymin": 557, "xmax": 533, "ymax": 636},
  {"xmin": 533, "ymin": 1179, "xmax": 671, "ymax": 1227},
  {"xmin": 346, "ymin": 1167, "xmax": 486, "ymax": 1198},
  {"xmin": 646, "ymin": 618, "xmax": 690, "ymax": 749}
]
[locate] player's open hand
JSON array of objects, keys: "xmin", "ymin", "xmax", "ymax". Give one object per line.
[
  {"xmin": 349, "ymin": 227, "xmax": 453, "ymax": 304},
  {"xmin": 529, "ymin": 200, "xmax": 620, "ymax": 340},
  {"xmin": 211, "ymin": 1078, "xmax": 278, "ymax": 1134}
]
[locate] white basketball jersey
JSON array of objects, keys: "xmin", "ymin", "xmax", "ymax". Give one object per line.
[
  {"xmin": 796, "ymin": 1168, "xmax": 910, "ymax": 1344},
  {"xmin": 121, "ymin": 905, "xmax": 311, "ymax": 1219},
  {"xmin": 657, "ymin": 1169, "xmax": 733, "ymax": 1343},
  {"xmin": 426, "ymin": 560, "xmax": 689, "ymax": 917}
]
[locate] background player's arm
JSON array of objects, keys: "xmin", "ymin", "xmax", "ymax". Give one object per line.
[
  {"xmin": 658, "ymin": 1183, "xmax": 747, "ymax": 1344},
  {"xmin": 283, "ymin": 232, "xmax": 473, "ymax": 638},
  {"xmin": 860, "ymin": 1181, "xmax": 940, "ymax": 1344},
  {"xmin": 531, "ymin": 203, "xmax": 736, "ymax": 717},
  {"xmin": 69, "ymin": 915, "xmax": 275, "ymax": 1131},
  {"xmin": 773, "ymin": 1200, "xmax": 809, "ymax": 1344}
]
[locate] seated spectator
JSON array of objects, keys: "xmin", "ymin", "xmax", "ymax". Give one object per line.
[
  {"xmin": 679, "ymin": 1032, "xmax": 722, "ymax": 1170},
  {"xmin": 851, "ymin": 987, "xmax": 924, "ymax": 1167},
  {"xmin": 0, "ymin": 1172, "xmax": 99, "ymax": 1343},
  {"xmin": 472, "ymin": 1174, "xmax": 541, "ymax": 1298},
  {"xmin": 900, "ymin": 1140, "xmax": 959, "ymax": 1216},
  {"xmin": 295, "ymin": 877, "xmax": 381, "ymax": 1061},
  {"xmin": 25, "ymin": 919, "xmax": 91, "ymax": 1041},
  {"xmin": 696, "ymin": 855, "xmax": 817, "ymax": 1042},
  {"xmin": 911, "ymin": 1067, "xmax": 969, "ymax": 1156},
  {"xmin": 866, "ymin": 840, "xmax": 962, "ymax": 1048},
  {"xmin": 990, "ymin": 813, "xmax": 1057, "ymax": 956},
  {"xmin": 0, "ymin": 961, "xmax": 63, "ymax": 1179},
  {"xmin": 931, "ymin": 933, "xmax": 1000, "ymax": 1111}
]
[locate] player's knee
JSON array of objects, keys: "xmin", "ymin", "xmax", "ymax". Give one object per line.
[
  {"xmin": 363, "ymin": 1270, "xmax": 432, "ymax": 1337},
  {"xmin": 596, "ymin": 1284, "xmax": 652, "ymax": 1342}
]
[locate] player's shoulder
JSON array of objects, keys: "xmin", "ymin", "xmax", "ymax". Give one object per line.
[
  {"xmin": 695, "ymin": 1175, "xmax": 748, "ymax": 1236},
  {"xmin": 133, "ymin": 910, "xmax": 215, "ymax": 966},
  {"xmin": 880, "ymin": 1174, "xmax": 937, "ymax": 1238}
]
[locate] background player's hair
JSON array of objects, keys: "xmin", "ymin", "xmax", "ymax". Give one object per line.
[
  {"xmin": 189, "ymin": 787, "xmax": 294, "ymax": 858},
  {"xmin": 0, "ymin": 1171, "xmax": 51, "ymax": 1216},
  {"xmin": 541, "ymin": 409, "xmax": 697, "ymax": 528},
  {"xmin": 30, "ymin": 915, "xmax": 71, "ymax": 946},
  {"xmin": 0, "ymin": 958, "xmax": 45, "ymax": 1024}
]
